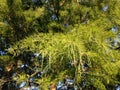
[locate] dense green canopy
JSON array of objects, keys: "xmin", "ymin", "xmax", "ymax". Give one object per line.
[{"xmin": 0, "ymin": 0, "xmax": 120, "ymax": 90}]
